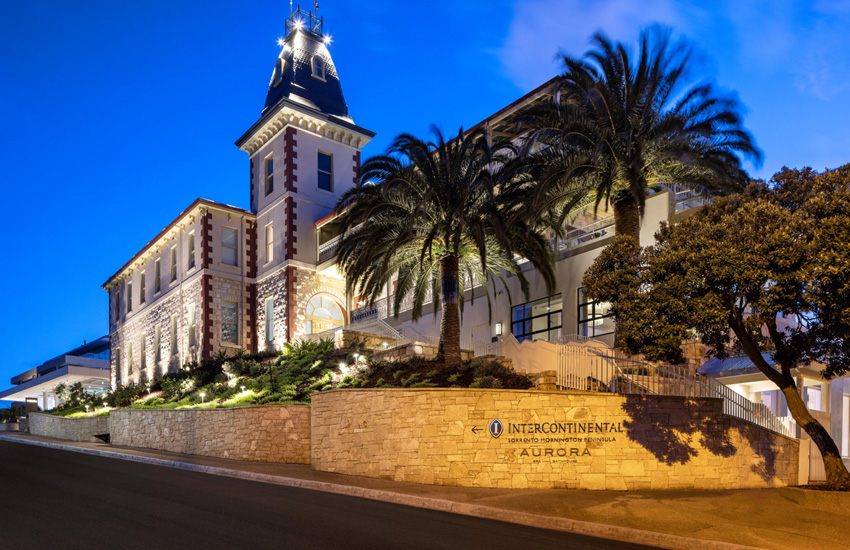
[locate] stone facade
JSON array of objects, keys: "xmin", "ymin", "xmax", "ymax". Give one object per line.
[
  {"xmin": 109, "ymin": 405, "xmax": 310, "ymax": 464},
  {"xmin": 28, "ymin": 413, "xmax": 109, "ymax": 443},
  {"xmin": 311, "ymin": 389, "xmax": 800, "ymax": 490}
]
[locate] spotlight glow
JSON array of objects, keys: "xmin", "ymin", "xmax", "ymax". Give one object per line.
[
  {"xmin": 323, "ymin": 34, "xmax": 332, "ymax": 45},
  {"xmin": 277, "ymin": 37, "xmax": 286, "ymax": 47}
]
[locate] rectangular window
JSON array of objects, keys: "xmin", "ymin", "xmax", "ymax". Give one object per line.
[
  {"xmin": 188, "ymin": 232, "xmax": 196, "ymax": 269},
  {"xmin": 189, "ymin": 304, "xmax": 196, "ymax": 348},
  {"xmin": 154, "ymin": 260, "xmax": 161, "ymax": 293},
  {"xmin": 577, "ymin": 287, "xmax": 614, "ymax": 338},
  {"xmin": 511, "ymin": 294, "xmax": 562, "ymax": 343},
  {"xmin": 171, "ymin": 247, "xmax": 178, "ymax": 281},
  {"xmin": 265, "ymin": 223, "xmax": 274, "ymax": 263},
  {"xmin": 140, "ymin": 334, "xmax": 146, "ymax": 371},
  {"xmin": 266, "ymin": 298, "xmax": 274, "ymax": 343},
  {"xmin": 140, "ymin": 273, "xmax": 146, "ymax": 304},
  {"xmin": 222, "ymin": 227, "xmax": 238, "ymax": 266},
  {"xmin": 265, "ymin": 155, "xmax": 274, "ymax": 195},
  {"xmin": 171, "ymin": 314, "xmax": 178, "ymax": 356},
  {"xmin": 127, "ymin": 282, "xmax": 133, "ymax": 313},
  {"xmin": 115, "ymin": 348, "xmax": 121, "ymax": 383},
  {"xmin": 127, "ymin": 342, "xmax": 133, "ymax": 374},
  {"xmin": 318, "ymin": 151, "xmax": 332, "ymax": 191},
  {"xmin": 222, "ymin": 301, "xmax": 238, "ymax": 344},
  {"xmin": 154, "ymin": 324, "xmax": 162, "ymax": 363}
]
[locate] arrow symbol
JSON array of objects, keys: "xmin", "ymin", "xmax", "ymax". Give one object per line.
[{"xmin": 471, "ymin": 426, "xmax": 481, "ymax": 434}]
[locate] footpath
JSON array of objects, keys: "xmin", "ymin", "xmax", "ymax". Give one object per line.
[{"xmin": 1, "ymin": 433, "xmax": 846, "ymax": 550}]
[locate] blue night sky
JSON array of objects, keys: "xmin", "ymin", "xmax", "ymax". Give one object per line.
[{"xmin": 1, "ymin": 0, "xmax": 849, "ymax": 398}]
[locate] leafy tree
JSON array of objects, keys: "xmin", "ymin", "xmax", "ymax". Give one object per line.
[
  {"xmin": 336, "ymin": 127, "xmax": 556, "ymax": 366},
  {"xmin": 524, "ymin": 26, "xmax": 761, "ymax": 245},
  {"xmin": 583, "ymin": 166, "xmax": 850, "ymax": 488}
]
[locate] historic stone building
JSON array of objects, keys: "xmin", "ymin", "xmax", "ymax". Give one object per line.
[{"xmin": 103, "ymin": 12, "xmax": 372, "ymax": 387}]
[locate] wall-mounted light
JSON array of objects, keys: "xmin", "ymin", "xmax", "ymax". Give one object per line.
[{"xmin": 494, "ymin": 323, "xmax": 503, "ymax": 336}]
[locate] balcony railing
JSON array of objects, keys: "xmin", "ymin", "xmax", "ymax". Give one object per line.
[
  {"xmin": 559, "ymin": 216, "xmax": 615, "ymax": 252},
  {"xmin": 318, "ymin": 234, "xmax": 342, "ymax": 264},
  {"xmin": 668, "ymin": 184, "xmax": 712, "ymax": 212}
]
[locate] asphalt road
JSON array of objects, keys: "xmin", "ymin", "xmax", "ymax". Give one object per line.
[{"xmin": 0, "ymin": 440, "xmax": 660, "ymax": 550}]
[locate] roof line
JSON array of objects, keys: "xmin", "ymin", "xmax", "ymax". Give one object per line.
[
  {"xmin": 462, "ymin": 76, "xmax": 559, "ymax": 137},
  {"xmin": 102, "ymin": 198, "xmax": 254, "ymax": 288}
]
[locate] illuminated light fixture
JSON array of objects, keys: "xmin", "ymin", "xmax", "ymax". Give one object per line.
[
  {"xmin": 322, "ymin": 34, "xmax": 332, "ymax": 45},
  {"xmin": 495, "ymin": 323, "xmax": 503, "ymax": 336},
  {"xmin": 240, "ymin": 386, "xmax": 245, "ymax": 392},
  {"xmin": 339, "ymin": 362, "xmax": 345, "ymax": 369},
  {"xmin": 293, "ymin": 18, "xmax": 304, "ymax": 30},
  {"xmin": 85, "ymin": 405, "xmax": 90, "ymax": 413},
  {"xmin": 277, "ymin": 37, "xmax": 286, "ymax": 47},
  {"xmin": 200, "ymin": 392, "xmax": 206, "ymax": 404}
]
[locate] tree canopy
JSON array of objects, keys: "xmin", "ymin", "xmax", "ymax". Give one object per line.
[
  {"xmin": 336, "ymin": 127, "xmax": 556, "ymax": 365},
  {"xmin": 583, "ymin": 165, "xmax": 850, "ymax": 488},
  {"xmin": 523, "ymin": 26, "xmax": 761, "ymax": 245}
]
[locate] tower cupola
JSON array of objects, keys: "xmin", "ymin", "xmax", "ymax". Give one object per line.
[{"xmin": 263, "ymin": 7, "xmax": 349, "ymax": 120}]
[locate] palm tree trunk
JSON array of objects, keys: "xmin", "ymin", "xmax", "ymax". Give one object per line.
[
  {"xmin": 437, "ymin": 255, "xmax": 462, "ymax": 366},
  {"xmin": 613, "ymin": 192, "xmax": 641, "ymax": 246}
]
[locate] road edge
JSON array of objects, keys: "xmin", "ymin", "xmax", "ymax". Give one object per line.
[{"xmin": 0, "ymin": 435, "xmax": 765, "ymax": 550}]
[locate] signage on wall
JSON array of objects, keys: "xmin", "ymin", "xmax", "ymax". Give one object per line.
[{"xmin": 468, "ymin": 418, "xmax": 624, "ymax": 460}]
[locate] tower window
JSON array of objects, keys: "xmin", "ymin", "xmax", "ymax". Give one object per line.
[
  {"xmin": 311, "ymin": 56, "xmax": 325, "ymax": 80},
  {"xmin": 171, "ymin": 247, "xmax": 178, "ymax": 282},
  {"xmin": 222, "ymin": 301, "xmax": 239, "ymax": 345},
  {"xmin": 140, "ymin": 272, "xmax": 146, "ymax": 304},
  {"xmin": 154, "ymin": 259, "xmax": 161, "ymax": 293},
  {"xmin": 273, "ymin": 59, "xmax": 284, "ymax": 86},
  {"xmin": 318, "ymin": 152, "xmax": 332, "ymax": 191},
  {"xmin": 265, "ymin": 223, "xmax": 274, "ymax": 263},
  {"xmin": 265, "ymin": 155, "xmax": 274, "ymax": 196},
  {"xmin": 188, "ymin": 232, "xmax": 196, "ymax": 269}
]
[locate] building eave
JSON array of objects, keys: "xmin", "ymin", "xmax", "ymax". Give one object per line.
[
  {"xmin": 235, "ymin": 98, "xmax": 375, "ymax": 156},
  {"xmin": 102, "ymin": 198, "xmax": 255, "ymax": 290}
]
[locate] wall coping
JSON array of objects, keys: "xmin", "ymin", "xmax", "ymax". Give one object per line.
[
  {"xmin": 30, "ymin": 413, "xmax": 108, "ymax": 422},
  {"xmin": 110, "ymin": 404, "xmax": 310, "ymax": 413},
  {"xmin": 317, "ymin": 387, "xmax": 724, "ymax": 400}
]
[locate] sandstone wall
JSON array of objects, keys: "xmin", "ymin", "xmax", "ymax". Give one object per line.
[
  {"xmin": 28, "ymin": 413, "xmax": 109, "ymax": 443},
  {"xmin": 311, "ymin": 389, "xmax": 799, "ymax": 490},
  {"xmin": 109, "ymin": 405, "xmax": 310, "ymax": 464}
]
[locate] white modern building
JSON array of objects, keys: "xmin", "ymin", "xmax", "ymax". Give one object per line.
[{"xmin": 0, "ymin": 336, "xmax": 111, "ymax": 411}]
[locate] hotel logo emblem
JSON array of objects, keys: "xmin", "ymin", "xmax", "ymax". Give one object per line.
[{"xmin": 489, "ymin": 419, "xmax": 503, "ymax": 439}]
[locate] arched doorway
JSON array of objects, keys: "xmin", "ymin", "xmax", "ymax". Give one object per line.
[{"xmin": 305, "ymin": 294, "xmax": 344, "ymax": 334}]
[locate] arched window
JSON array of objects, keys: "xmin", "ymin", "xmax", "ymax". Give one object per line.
[
  {"xmin": 305, "ymin": 295, "xmax": 343, "ymax": 334},
  {"xmin": 311, "ymin": 56, "xmax": 325, "ymax": 80},
  {"xmin": 273, "ymin": 59, "xmax": 284, "ymax": 86}
]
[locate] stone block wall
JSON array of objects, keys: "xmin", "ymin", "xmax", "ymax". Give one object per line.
[
  {"xmin": 28, "ymin": 413, "xmax": 109, "ymax": 443},
  {"xmin": 111, "ymin": 276, "xmax": 203, "ymax": 387},
  {"xmin": 206, "ymin": 274, "xmax": 252, "ymax": 355},
  {"xmin": 109, "ymin": 405, "xmax": 310, "ymax": 464},
  {"xmin": 311, "ymin": 389, "xmax": 800, "ymax": 490}
]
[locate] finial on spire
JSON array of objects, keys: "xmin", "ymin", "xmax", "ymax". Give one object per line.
[{"xmin": 286, "ymin": 4, "xmax": 324, "ymax": 37}]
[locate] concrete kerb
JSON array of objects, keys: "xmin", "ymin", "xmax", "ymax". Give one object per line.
[{"xmin": 0, "ymin": 435, "xmax": 764, "ymax": 550}]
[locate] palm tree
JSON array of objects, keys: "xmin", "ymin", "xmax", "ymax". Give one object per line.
[
  {"xmin": 335, "ymin": 127, "xmax": 556, "ymax": 366},
  {"xmin": 524, "ymin": 26, "xmax": 762, "ymax": 245}
]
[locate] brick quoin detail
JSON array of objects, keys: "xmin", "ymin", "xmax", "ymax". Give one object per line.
[
  {"xmin": 246, "ymin": 223, "xmax": 258, "ymax": 353},
  {"xmin": 285, "ymin": 267, "xmax": 297, "ymax": 342},
  {"xmin": 201, "ymin": 274, "xmax": 214, "ymax": 360},
  {"xmin": 247, "ymin": 283, "xmax": 258, "ymax": 353},
  {"xmin": 284, "ymin": 197, "xmax": 297, "ymax": 260},
  {"xmin": 353, "ymin": 151, "xmax": 360, "ymax": 185},
  {"xmin": 249, "ymin": 159, "xmax": 256, "ymax": 212},
  {"xmin": 201, "ymin": 212, "xmax": 213, "ymax": 270},
  {"xmin": 284, "ymin": 127, "xmax": 298, "ymax": 193}
]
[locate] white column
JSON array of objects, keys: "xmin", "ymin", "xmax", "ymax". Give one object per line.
[{"xmin": 42, "ymin": 390, "xmax": 48, "ymax": 411}]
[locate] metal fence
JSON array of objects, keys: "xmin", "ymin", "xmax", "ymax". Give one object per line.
[{"xmin": 557, "ymin": 337, "xmax": 795, "ymax": 438}]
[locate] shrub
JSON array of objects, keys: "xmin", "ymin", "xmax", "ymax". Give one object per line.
[{"xmin": 470, "ymin": 376, "xmax": 502, "ymax": 389}]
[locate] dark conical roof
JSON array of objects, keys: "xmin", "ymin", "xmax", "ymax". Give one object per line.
[{"xmin": 263, "ymin": 28, "xmax": 349, "ymax": 119}]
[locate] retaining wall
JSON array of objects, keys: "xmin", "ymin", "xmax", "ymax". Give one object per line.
[
  {"xmin": 311, "ymin": 389, "xmax": 800, "ymax": 490},
  {"xmin": 109, "ymin": 405, "xmax": 310, "ymax": 464},
  {"xmin": 28, "ymin": 413, "xmax": 109, "ymax": 443}
]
